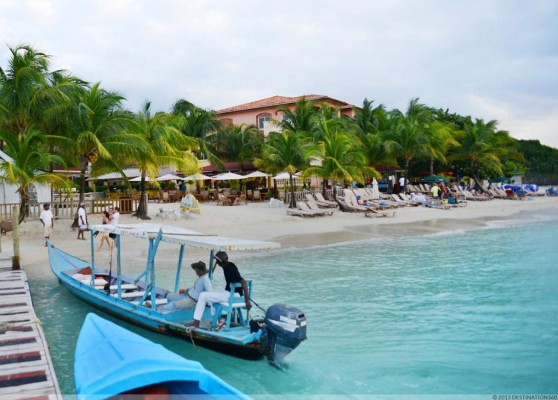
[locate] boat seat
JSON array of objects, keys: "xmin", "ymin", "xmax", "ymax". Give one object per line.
[
  {"xmin": 111, "ymin": 291, "xmax": 146, "ymax": 299},
  {"xmin": 131, "ymin": 298, "xmax": 168, "ymax": 306},
  {"xmin": 78, "ymin": 275, "xmax": 108, "ymax": 287},
  {"xmin": 109, "ymin": 284, "xmax": 138, "ymax": 291},
  {"xmin": 211, "ymin": 281, "xmax": 252, "ymax": 331}
]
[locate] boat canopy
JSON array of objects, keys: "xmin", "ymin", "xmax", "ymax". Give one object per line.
[{"xmin": 89, "ymin": 223, "xmax": 280, "ymax": 251}]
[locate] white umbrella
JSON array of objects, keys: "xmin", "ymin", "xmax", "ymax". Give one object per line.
[
  {"xmin": 130, "ymin": 176, "xmax": 154, "ymax": 182},
  {"xmin": 371, "ymin": 178, "xmax": 380, "ymax": 200},
  {"xmin": 183, "ymin": 172, "xmax": 212, "ymax": 181},
  {"xmin": 212, "ymin": 172, "xmax": 244, "ymax": 181},
  {"xmin": 273, "ymin": 172, "xmax": 300, "ymax": 180},
  {"xmin": 157, "ymin": 173, "xmax": 183, "ymax": 181},
  {"xmin": 243, "ymin": 170, "xmax": 270, "ymax": 179}
]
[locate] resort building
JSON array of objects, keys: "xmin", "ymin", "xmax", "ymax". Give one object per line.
[{"xmin": 216, "ymin": 94, "xmax": 357, "ymax": 137}]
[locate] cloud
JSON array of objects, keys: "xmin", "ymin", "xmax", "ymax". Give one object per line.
[{"xmin": 0, "ymin": 0, "xmax": 556, "ymax": 148}]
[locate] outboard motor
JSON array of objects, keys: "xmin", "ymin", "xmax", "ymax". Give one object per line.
[{"xmin": 264, "ymin": 304, "xmax": 307, "ymax": 365}]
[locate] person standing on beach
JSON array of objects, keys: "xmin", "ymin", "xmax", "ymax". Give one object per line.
[
  {"xmin": 399, "ymin": 176, "xmax": 406, "ymax": 194},
  {"xmin": 109, "ymin": 206, "xmax": 120, "ymax": 247},
  {"xmin": 186, "ymin": 250, "xmax": 251, "ymax": 328},
  {"xmin": 98, "ymin": 211, "xmax": 112, "ymax": 251},
  {"xmin": 77, "ymin": 203, "xmax": 88, "ymax": 240},
  {"xmin": 430, "ymin": 183, "xmax": 440, "ymax": 200},
  {"xmin": 40, "ymin": 203, "xmax": 54, "ymax": 247}
]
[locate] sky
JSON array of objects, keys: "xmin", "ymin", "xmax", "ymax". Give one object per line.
[{"xmin": 1, "ymin": 0, "xmax": 557, "ymax": 148}]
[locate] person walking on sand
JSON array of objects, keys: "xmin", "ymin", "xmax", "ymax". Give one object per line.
[
  {"xmin": 40, "ymin": 203, "xmax": 54, "ymax": 247},
  {"xmin": 108, "ymin": 206, "xmax": 120, "ymax": 247},
  {"xmin": 77, "ymin": 203, "xmax": 88, "ymax": 240},
  {"xmin": 98, "ymin": 211, "xmax": 112, "ymax": 251}
]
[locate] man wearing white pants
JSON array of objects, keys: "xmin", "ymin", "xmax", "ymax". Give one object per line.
[{"xmin": 188, "ymin": 250, "xmax": 251, "ymax": 328}]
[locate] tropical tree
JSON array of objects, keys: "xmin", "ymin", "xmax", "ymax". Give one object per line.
[
  {"xmin": 448, "ymin": 119, "xmax": 522, "ymax": 192},
  {"xmin": 276, "ymin": 97, "xmax": 320, "ymax": 134},
  {"xmin": 211, "ymin": 123, "xmax": 263, "ymax": 173},
  {"xmin": 305, "ymin": 118, "xmax": 378, "ymax": 200},
  {"xmin": 426, "ymin": 120, "xmax": 460, "ymax": 176},
  {"xmin": 131, "ymin": 101, "xmax": 198, "ymax": 219},
  {"xmin": 52, "ymin": 83, "xmax": 148, "ymax": 225},
  {"xmin": 383, "ymin": 98, "xmax": 434, "ymax": 193},
  {"xmin": 171, "ymin": 100, "xmax": 223, "ymax": 168},
  {"xmin": 352, "ymin": 99, "xmax": 389, "ymax": 139},
  {"xmin": 0, "ymin": 129, "xmax": 69, "ymax": 223},
  {"xmin": 0, "ymin": 44, "xmax": 72, "ymax": 139},
  {"xmin": 258, "ymin": 130, "xmax": 309, "ymax": 208}
]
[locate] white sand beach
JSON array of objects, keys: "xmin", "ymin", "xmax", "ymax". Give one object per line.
[{"xmin": 7, "ymin": 196, "xmax": 558, "ymax": 269}]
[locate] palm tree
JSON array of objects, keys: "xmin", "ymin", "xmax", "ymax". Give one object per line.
[
  {"xmin": 426, "ymin": 120, "xmax": 460, "ymax": 176},
  {"xmin": 352, "ymin": 99, "xmax": 388, "ymax": 139},
  {"xmin": 448, "ymin": 119, "xmax": 522, "ymax": 192},
  {"xmin": 0, "ymin": 44, "xmax": 72, "ymax": 139},
  {"xmin": 258, "ymin": 130, "xmax": 309, "ymax": 208},
  {"xmin": 51, "ymin": 83, "xmax": 148, "ymax": 225},
  {"xmin": 0, "ymin": 129, "xmax": 69, "ymax": 223},
  {"xmin": 211, "ymin": 124, "xmax": 263, "ymax": 172},
  {"xmin": 171, "ymin": 100, "xmax": 223, "ymax": 168},
  {"xmin": 276, "ymin": 97, "xmax": 320, "ymax": 134},
  {"xmin": 305, "ymin": 118, "xmax": 378, "ymax": 200},
  {"xmin": 384, "ymin": 98, "xmax": 433, "ymax": 193},
  {"xmin": 131, "ymin": 101, "xmax": 198, "ymax": 219}
]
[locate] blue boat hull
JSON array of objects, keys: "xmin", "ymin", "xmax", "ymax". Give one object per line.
[
  {"xmin": 49, "ymin": 244, "xmax": 265, "ymax": 360},
  {"xmin": 75, "ymin": 313, "xmax": 251, "ymax": 398}
]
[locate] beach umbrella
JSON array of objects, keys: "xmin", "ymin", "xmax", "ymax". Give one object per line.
[
  {"xmin": 157, "ymin": 173, "xmax": 183, "ymax": 181},
  {"xmin": 212, "ymin": 172, "xmax": 244, "ymax": 181},
  {"xmin": 243, "ymin": 170, "xmax": 270, "ymax": 179},
  {"xmin": 130, "ymin": 176, "xmax": 154, "ymax": 182},
  {"xmin": 371, "ymin": 178, "xmax": 380, "ymax": 200},
  {"xmin": 273, "ymin": 172, "xmax": 301, "ymax": 180},
  {"xmin": 183, "ymin": 173, "xmax": 212, "ymax": 181}
]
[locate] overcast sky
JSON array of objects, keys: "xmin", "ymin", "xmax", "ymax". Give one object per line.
[{"xmin": 1, "ymin": 0, "xmax": 557, "ymax": 148}]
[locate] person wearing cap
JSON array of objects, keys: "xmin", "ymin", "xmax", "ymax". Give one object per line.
[
  {"xmin": 40, "ymin": 203, "xmax": 54, "ymax": 247},
  {"xmin": 77, "ymin": 202, "xmax": 88, "ymax": 240},
  {"xmin": 153, "ymin": 261, "xmax": 212, "ymax": 311},
  {"xmin": 187, "ymin": 250, "xmax": 251, "ymax": 328}
]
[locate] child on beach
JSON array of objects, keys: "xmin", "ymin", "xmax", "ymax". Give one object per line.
[{"xmin": 98, "ymin": 211, "xmax": 112, "ymax": 251}]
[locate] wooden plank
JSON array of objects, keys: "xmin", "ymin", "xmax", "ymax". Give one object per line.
[{"xmin": 0, "ymin": 254, "xmax": 60, "ymax": 397}]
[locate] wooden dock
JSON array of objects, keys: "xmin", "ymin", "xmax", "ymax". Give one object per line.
[{"xmin": 0, "ymin": 252, "xmax": 60, "ymax": 399}]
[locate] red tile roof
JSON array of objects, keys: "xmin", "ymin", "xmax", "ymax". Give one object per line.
[{"xmin": 216, "ymin": 95, "xmax": 354, "ymax": 114}]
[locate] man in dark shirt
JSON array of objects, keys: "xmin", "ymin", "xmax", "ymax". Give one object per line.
[{"xmin": 188, "ymin": 251, "xmax": 251, "ymax": 328}]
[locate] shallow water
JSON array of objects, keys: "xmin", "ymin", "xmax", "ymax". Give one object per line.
[{"xmin": 28, "ymin": 212, "xmax": 558, "ymax": 396}]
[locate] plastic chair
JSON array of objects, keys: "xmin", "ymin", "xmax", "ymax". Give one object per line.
[{"xmin": 211, "ymin": 281, "xmax": 252, "ymax": 330}]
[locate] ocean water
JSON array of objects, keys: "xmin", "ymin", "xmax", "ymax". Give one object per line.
[{"xmin": 28, "ymin": 213, "xmax": 558, "ymax": 397}]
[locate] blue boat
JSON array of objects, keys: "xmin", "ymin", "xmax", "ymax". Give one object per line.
[
  {"xmin": 75, "ymin": 313, "xmax": 251, "ymax": 398},
  {"xmin": 48, "ymin": 223, "xmax": 306, "ymax": 364}
]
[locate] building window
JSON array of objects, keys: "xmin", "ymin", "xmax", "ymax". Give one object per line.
[
  {"xmin": 220, "ymin": 118, "xmax": 233, "ymax": 127},
  {"xmin": 256, "ymin": 113, "xmax": 271, "ymax": 130}
]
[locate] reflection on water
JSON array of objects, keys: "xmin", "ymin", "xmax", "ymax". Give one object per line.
[{"xmin": 29, "ymin": 217, "xmax": 558, "ymax": 395}]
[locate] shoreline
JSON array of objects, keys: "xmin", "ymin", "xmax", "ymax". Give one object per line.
[{"xmin": 10, "ymin": 197, "xmax": 558, "ymax": 267}]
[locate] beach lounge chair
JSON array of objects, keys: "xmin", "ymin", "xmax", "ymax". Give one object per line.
[
  {"xmin": 365, "ymin": 209, "xmax": 396, "ymax": 218},
  {"xmin": 304, "ymin": 200, "xmax": 334, "ymax": 216},
  {"xmin": 314, "ymin": 192, "xmax": 339, "ymax": 208},
  {"xmin": 390, "ymin": 194, "xmax": 412, "ymax": 206},
  {"xmin": 286, "ymin": 208, "xmax": 318, "ymax": 217},
  {"xmin": 297, "ymin": 201, "xmax": 331, "ymax": 216},
  {"xmin": 217, "ymin": 193, "xmax": 232, "ymax": 206}
]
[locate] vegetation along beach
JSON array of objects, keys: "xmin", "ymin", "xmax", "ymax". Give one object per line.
[{"xmin": 1, "ymin": 5, "xmax": 558, "ymax": 397}]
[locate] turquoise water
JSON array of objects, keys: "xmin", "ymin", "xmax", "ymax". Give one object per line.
[{"xmin": 28, "ymin": 214, "xmax": 558, "ymax": 396}]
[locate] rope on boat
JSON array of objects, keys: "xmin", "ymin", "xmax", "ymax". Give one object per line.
[{"xmin": 249, "ymin": 297, "xmax": 267, "ymax": 314}]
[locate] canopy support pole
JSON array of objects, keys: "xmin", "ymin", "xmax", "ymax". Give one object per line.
[{"xmin": 174, "ymin": 244, "xmax": 185, "ymax": 292}]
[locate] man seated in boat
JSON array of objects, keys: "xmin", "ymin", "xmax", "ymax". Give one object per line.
[
  {"xmin": 186, "ymin": 251, "xmax": 252, "ymax": 328},
  {"xmin": 151, "ymin": 261, "xmax": 212, "ymax": 311}
]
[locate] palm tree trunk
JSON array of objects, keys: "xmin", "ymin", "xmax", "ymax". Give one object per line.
[
  {"xmin": 322, "ymin": 178, "xmax": 328, "ymax": 199},
  {"xmin": 404, "ymin": 158, "xmax": 411, "ymax": 194},
  {"xmin": 72, "ymin": 162, "xmax": 88, "ymax": 228},
  {"xmin": 289, "ymin": 175, "xmax": 296, "ymax": 208},
  {"xmin": 18, "ymin": 190, "xmax": 28, "ymax": 225},
  {"xmin": 429, "ymin": 157, "xmax": 434, "ymax": 176},
  {"xmin": 133, "ymin": 174, "xmax": 151, "ymax": 219}
]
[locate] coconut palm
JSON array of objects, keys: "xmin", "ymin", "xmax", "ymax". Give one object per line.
[
  {"xmin": 131, "ymin": 101, "xmax": 198, "ymax": 219},
  {"xmin": 211, "ymin": 123, "xmax": 263, "ymax": 173},
  {"xmin": 305, "ymin": 118, "xmax": 378, "ymax": 200},
  {"xmin": 51, "ymin": 83, "xmax": 148, "ymax": 226},
  {"xmin": 276, "ymin": 97, "xmax": 320, "ymax": 135},
  {"xmin": 448, "ymin": 119, "xmax": 522, "ymax": 192},
  {"xmin": 171, "ymin": 100, "xmax": 223, "ymax": 169},
  {"xmin": 383, "ymin": 98, "xmax": 433, "ymax": 192},
  {"xmin": 0, "ymin": 44, "xmax": 73, "ymax": 139},
  {"xmin": 0, "ymin": 128, "xmax": 69, "ymax": 223},
  {"xmin": 258, "ymin": 130, "xmax": 309, "ymax": 208},
  {"xmin": 426, "ymin": 120, "xmax": 460, "ymax": 176},
  {"xmin": 352, "ymin": 99, "xmax": 388, "ymax": 139}
]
